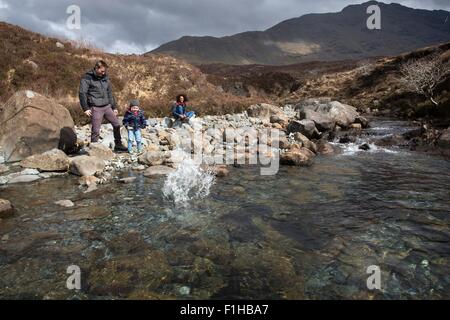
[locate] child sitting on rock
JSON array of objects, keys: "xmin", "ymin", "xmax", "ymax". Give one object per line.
[{"xmin": 123, "ymin": 99, "xmax": 147, "ymax": 154}]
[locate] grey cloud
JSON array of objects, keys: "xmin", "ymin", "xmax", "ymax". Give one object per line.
[{"xmin": 0, "ymin": 0, "xmax": 448, "ymax": 54}]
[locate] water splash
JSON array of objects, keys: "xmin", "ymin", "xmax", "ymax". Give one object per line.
[
  {"xmin": 163, "ymin": 152, "xmax": 215, "ymax": 204},
  {"xmin": 333, "ymin": 141, "xmax": 399, "ymax": 156},
  {"xmin": 330, "ymin": 137, "xmax": 400, "ymax": 156}
]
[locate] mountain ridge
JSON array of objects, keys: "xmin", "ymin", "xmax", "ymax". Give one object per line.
[{"xmin": 149, "ymin": 1, "xmax": 450, "ymax": 65}]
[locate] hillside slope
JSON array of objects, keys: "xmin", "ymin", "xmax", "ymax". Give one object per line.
[{"xmin": 0, "ymin": 22, "xmax": 263, "ymax": 124}]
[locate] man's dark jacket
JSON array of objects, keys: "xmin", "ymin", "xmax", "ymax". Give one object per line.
[{"xmin": 79, "ymin": 69, "xmax": 116, "ymax": 111}]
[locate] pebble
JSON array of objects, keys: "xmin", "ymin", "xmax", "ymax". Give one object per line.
[
  {"xmin": 179, "ymin": 286, "xmax": 191, "ymax": 296},
  {"xmin": 54, "ymin": 200, "xmax": 75, "ymax": 208},
  {"xmin": 118, "ymin": 177, "xmax": 137, "ymax": 184}
]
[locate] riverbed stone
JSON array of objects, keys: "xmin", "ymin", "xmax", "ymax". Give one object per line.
[
  {"xmin": 7, "ymin": 174, "xmax": 41, "ymax": 184},
  {"xmin": 247, "ymin": 103, "xmax": 285, "ymax": 122},
  {"xmin": 355, "ymin": 116, "xmax": 369, "ymax": 128},
  {"xmin": 118, "ymin": 177, "xmax": 137, "ymax": 184},
  {"xmin": 38, "ymin": 172, "xmax": 68, "ymax": 179},
  {"xmin": 70, "ymin": 155, "xmax": 105, "ymax": 176},
  {"xmin": 350, "ymin": 123, "xmax": 362, "ymax": 130},
  {"xmin": 0, "ymin": 199, "xmax": 15, "ymax": 218},
  {"xmin": 20, "ymin": 149, "xmax": 70, "ymax": 172},
  {"xmin": 87, "ymin": 249, "xmax": 172, "ymax": 296},
  {"xmin": 143, "ymin": 165, "xmax": 175, "ymax": 176},
  {"xmin": 359, "ymin": 143, "xmax": 371, "ymax": 151},
  {"xmin": 54, "ymin": 200, "xmax": 75, "ymax": 208},
  {"xmin": 280, "ymin": 148, "xmax": 315, "ymax": 166},
  {"xmin": 78, "ymin": 175, "xmax": 99, "ymax": 186},
  {"xmin": 0, "ymin": 90, "xmax": 74, "ymax": 162},
  {"xmin": 437, "ymin": 128, "xmax": 450, "ymax": 149},
  {"xmin": 298, "ymin": 108, "xmax": 335, "ymax": 132},
  {"xmin": 295, "ymin": 99, "xmax": 359, "ymax": 128},
  {"xmin": 207, "ymin": 165, "xmax": 229, "ymax": 177},
  {"xmin": 287, "ymin": 120, "xmax": 318, "ymax": 139},
  {"xmin": 138, "ymin": 151, "xmax": 166, "ymax": 166},
  {"xmin": 317, "ymin": 142, "xmax": 335, "ymax": 155},
  {"xmin": 0, "ymin": 164, "xmax": 9, "ymax": 174},
  {"xmin": 87, "ymin": 143, "xmax": 115, "ymax": 161},
  {"xmin": 64, "ymin": 206, "xmax": 111, "ymax": 221}
]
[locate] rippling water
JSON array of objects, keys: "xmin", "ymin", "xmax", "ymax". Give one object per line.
[{"xmin": 0, "ymin": 118, "xmax": 449, "ymax": 299}]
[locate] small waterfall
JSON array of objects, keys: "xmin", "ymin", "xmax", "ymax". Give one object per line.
[{"xmin": 163, "ymin": 152, "xmax": 216, "ymax": 204}]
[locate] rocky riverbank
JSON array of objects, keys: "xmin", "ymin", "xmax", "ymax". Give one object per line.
[
  {"xmin": 0, "ymin": 91, "xmax": 372, "ymax": 195},
  {"xmin": 0, "ymin": 91, "xmax": 377, "ymax": 224}
]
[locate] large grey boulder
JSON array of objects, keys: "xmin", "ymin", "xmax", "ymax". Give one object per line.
[
  {"xmin": 247, "ymin": 103, "xmax": 286, "ymax": 122},
  {"xmin": 295, "ymin": 99, "xmax": 359, "ymax": 128},
  {"xmin": 0, "ymin": 90, "xmax": 74, "ymax": 162},
  {"xmin": 287, "ymin": 119, "xmax": 319, "ymax": 139},
  {"xmin": 298, "ymin": 108, "xmax": 336, "ymax": 132}
]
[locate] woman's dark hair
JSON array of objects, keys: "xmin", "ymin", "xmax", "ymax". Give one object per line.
[
  {"xmin": 176, "ymin": 94, "xmax": 188, "ymax": 103},
  {"xmin": 94, "ymin": 60, "xmax": 108, "ymax": 70}
]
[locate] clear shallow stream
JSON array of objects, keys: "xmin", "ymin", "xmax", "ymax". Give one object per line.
[{"xmin": 0, "ymin": 118, "xmax": 449, "ymax": 299}]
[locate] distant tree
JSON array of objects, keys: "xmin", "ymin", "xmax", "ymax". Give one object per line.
[{"xmin": 399, "ymin": 51, "xmax": 449, "ymax": 106}]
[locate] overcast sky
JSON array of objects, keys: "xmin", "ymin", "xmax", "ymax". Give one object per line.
[{"xmin": 0, "ymin": 0, "xmax": 449, "ymax": 54}]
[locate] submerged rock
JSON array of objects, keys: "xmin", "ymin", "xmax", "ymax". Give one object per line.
[
  {"xmin": 0, "ymin": 164, "xmax": 9, "ymax": 174},
  {"xmin": 232, "ymin": 186, "xmax": 246, "ymax": 194},
  {"xmin": 179, "ymin": 286, "xmax": 191, "ymax": 296},
  {"xmin": 78, "ymin": 175, "xmax": 99, "ymax": 186},
  {"xmin": 144, "ymin": 165, "xmax": 175, "ymax": 176},
  {"xmin": 64, "ymin": 206, "xmax": 111, "ymax": 221},
  {"xmin": 87, "ymin": 249, "xmax": 172, "ymax": 297},
  {"xmin": 118, "ymin": 177, "xmax": 137, "ymax": 184},
  {"xmin": 437, "ymin": 128, "xmax": 450, "ymax": 149},
  {"xmin": 338, "ymin": 134, "xmax": 356, "ymax": 144},
  {"xmin": 54, "ymin": 200, "xmax": 75, "ymax": 208},
  {"xmin": 0, "ymin": 199, "xmax": 15, "ymax": 218},
  {"xmin": 375, "ymin": 134, "xmax": 407, "ymax": 147},
  {"xmin": 317, "ymin": 141, "xmax": 335, "ymax": 155},
  {"xmin": 204, "ymin": 165, "xmax": 229, "ymax": 177},
  {"xmin": 7, "ymin": 174, "xmax": 41, "ymax": 184}
]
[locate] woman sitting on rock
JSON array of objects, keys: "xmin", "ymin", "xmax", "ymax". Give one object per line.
[{"xmin": 171, "ymin": 94, "xmax": 195, "ymax": 122}]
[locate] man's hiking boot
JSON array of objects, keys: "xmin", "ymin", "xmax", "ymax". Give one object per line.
[{"xmin": 114, "ymin": 144, "xmax": 128, "ymax": 153}]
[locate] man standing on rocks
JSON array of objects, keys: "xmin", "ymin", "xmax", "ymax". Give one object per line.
[{"xmin": 79, "ymin": 60, "xmax": 128, "ymax": 152}]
